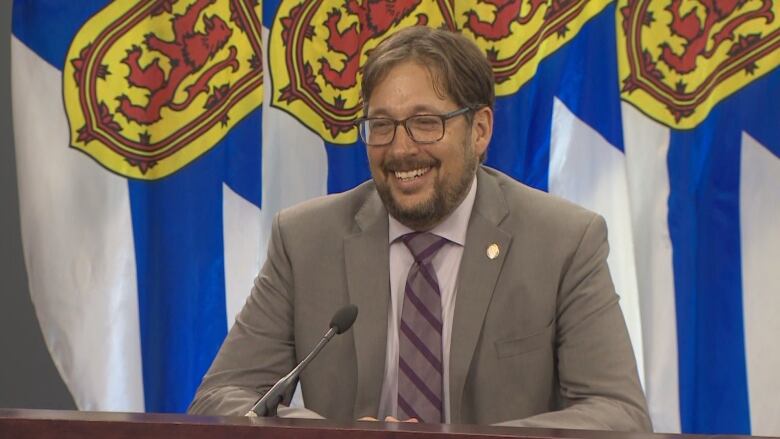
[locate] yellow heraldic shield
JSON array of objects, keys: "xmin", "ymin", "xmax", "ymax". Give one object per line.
[
  {"xmin": 63, "ymin": 0, "xmax": 264, "ymax": 180},
  {"xmin": 268, "ymin": 0, "xmax": 610, "ymax": 145},
  {"xmin": 618, "ymin": 0, "xmax": 780, "ymax": 129},
  {"xmin": 456, "ymin": 0, "xmax": 612, "ymax": 96},
  {"xmin": 268, "ymin": 0, "xmax": 449, "ymax": 145}
]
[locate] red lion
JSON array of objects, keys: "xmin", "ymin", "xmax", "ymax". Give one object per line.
[
  {"xmin": 118, "ymin": 0, "xmax": 238, "ymax": 125},
  {"xmin": 319, "ymin": 0, "xmax": 427, "ymax": 90},
  {"xmin": 464, "ymin": 0, "xmax": 546, "ymax": 42},
  {"xmin": 660, "ymin": 0, "xmax": 774, "ymax": 74}
]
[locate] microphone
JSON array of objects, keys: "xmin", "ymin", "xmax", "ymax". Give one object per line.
[{"xmin": 245, "ymin": 304, "xmax": 358, "ymax": 417}]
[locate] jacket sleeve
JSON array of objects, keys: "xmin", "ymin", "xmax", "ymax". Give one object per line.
[
  {"xmin": 188, "ymin": 212, "xmax": 321, "ymax": 419},
  {"xmin": 496, "ymin": 214, "xmax": 652, "ymax": 431}
]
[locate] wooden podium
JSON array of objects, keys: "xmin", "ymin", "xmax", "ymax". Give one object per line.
[{"xmin": 0, "ymin": 409, "xmax": 707, "ymax": 439}]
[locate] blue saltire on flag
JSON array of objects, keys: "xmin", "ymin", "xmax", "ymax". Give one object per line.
[{"xmin": 667, "ymin": 66, "xmax": 780, "ymax": 434}]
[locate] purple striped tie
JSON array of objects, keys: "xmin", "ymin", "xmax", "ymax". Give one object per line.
[{"xmin": 397, "ymin": 232, "xmax": 448, "ymax": 423}]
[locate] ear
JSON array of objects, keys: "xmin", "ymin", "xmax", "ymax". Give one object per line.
[{"xmin": 471, "ymin": 106, "xmax": 493, "ymax": 157}]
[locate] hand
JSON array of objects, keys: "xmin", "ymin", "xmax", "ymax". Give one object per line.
[
  {"xmin": 358, "ymin": 416, "xmax": 419, "ymax": 423},
  {"xmin": 385, "ymin": 416, "xmax": 419, "ymax": 423}
]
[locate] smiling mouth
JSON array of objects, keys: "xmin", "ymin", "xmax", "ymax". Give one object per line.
[{"xmin": 393, "ymin": 167, "xmax": 431, "ymax": 181}]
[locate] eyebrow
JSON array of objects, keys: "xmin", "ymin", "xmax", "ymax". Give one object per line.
[{"xmin": 367, "ymin": 104, "xmax": 448, "ymax": 118}]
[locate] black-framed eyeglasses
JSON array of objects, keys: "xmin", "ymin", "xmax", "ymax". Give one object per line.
[{"xmin": 355, "ymin": 107, "xmax": 473, "ymax": 147}]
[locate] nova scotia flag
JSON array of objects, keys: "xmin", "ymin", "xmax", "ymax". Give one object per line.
[
  {"xmin": 11, "ymin": 0, "xmax": 780, "ymax": 434},
  {"xmin": 12, "ymin": 0, "xmax": 268, "ymax": 412}
]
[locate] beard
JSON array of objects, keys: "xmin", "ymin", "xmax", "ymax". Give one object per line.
[{"xmin": 374, "ymin": 140, "xmax": 479, "ymax": 231}]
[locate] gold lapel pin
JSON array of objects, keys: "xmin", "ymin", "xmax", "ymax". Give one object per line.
[{"xmin": 487, "ymin": 243, "xmax": 500, "ymax": 260}]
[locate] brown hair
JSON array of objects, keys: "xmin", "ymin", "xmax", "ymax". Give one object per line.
[{"xmin": 360, "ymin": 26, "xmax": 495, "ymax": 115}]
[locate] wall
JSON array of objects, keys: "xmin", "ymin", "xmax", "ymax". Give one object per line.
[{"xmin": 0, "ymin": 1, "xmax": 76, "ymax": 409}]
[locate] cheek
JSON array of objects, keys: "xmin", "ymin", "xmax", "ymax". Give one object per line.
[
  {"xmin": 366, "ymin": 149, "xmax": 383, "ymax": 168},
  {"xmin": 438, "ymin": 146, "xmax": 466, "ymax": 173}
]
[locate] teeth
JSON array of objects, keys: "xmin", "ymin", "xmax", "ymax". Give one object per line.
[{"xmin": 394, "ymin": 167, "xmax": 430, "ymax": 180}]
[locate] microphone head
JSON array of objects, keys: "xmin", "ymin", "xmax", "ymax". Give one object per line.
[{"xmin": 330, "ymin": 304, "xmax": 358, "ymax": 334}]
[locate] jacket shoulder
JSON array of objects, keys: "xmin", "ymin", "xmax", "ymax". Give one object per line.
[{"xmin": 275, "ymin": 180, "xmax": 377, "ymax": 236}]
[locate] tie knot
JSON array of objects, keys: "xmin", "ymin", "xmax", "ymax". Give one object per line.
[{"xmin": 401, "ymin": 232, "xmax": 448, "ymax": 263}]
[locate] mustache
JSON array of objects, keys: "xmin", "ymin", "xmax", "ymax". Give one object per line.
[{"xmin": 382, "ymin": 158, "xmax": 439, "ymax": 173}]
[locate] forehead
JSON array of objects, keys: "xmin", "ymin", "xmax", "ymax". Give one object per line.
[{"xmin": 365, "ymin": 61, "xmax": 454, "ymax": 115}]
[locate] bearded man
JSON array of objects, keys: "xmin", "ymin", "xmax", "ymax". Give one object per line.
[{"xmin": 189, "ymin": 26, "xmax": 651, "ymax": 432}]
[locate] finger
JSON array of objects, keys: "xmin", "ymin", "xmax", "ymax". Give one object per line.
[
  {"xmin": 404, "ymin": 418, "xmax": 419, "ymax": 423},
  {"xmin": 384, "ymin": 416, "xmax": 400, "ymax": 422},
  {"xmin": 358, "ymin": 416, "xmax": 379, "ymax": 421}
]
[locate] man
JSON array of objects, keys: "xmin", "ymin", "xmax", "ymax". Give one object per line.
[{"xmin": 189, "ymin": 26, "xmax": 651, "ymax": 431}]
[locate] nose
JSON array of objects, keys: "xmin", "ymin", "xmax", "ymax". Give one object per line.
[{"xmin": 388, "ymin": 122, "xmax": 419, "ymax": 155}]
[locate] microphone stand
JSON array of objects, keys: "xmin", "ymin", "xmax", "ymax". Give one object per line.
[{"xmin": 245, "ymin": 326, "xmax": 338, "ymax": 417}]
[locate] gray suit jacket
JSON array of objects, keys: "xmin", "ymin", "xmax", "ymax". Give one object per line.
[{"xmin": 189, "ymin": 167, "xmax": 652, "ymax": 431}]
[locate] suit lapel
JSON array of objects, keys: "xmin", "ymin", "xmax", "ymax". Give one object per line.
[
  {"xmin": 449, "ymin": 168, "xmax": 512, "ymax": 422},
  {"xmin": 345, "ymin": 190, "xmax": 390, "ymax": 419}
]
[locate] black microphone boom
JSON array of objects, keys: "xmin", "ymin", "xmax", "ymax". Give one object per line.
[{"xmin": 245, "ymin": 304, "xmax": 358, "ymax": 417}]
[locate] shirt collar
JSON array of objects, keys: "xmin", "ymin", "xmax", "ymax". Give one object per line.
[{"xmin": 388, "ymin": 176, "xmax": 477, "ymax": 246}]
